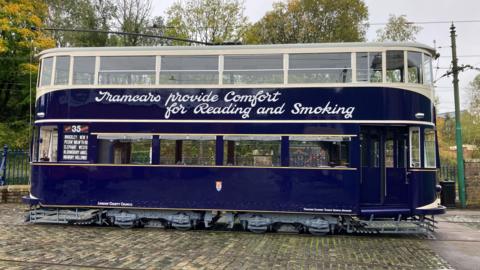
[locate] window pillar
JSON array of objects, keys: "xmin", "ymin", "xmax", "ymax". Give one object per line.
[
  {"xmin": 227, "ymin": 141, "xmax": 235, "ymax": 165},
  {"xmin": 420, "ymin": 127, "xmax": 425, "ymax": 168},
  {"xmin": 152, "ymin": 135, "xmax": 160, "ymax": 164},
  {"xmin": 175, "ymin": 140, "xmax": 182, "ymax": 164},
  {"xmin": 215, "ymin": 136, "xmax": 223, "ymax": 165},
  {"xmin": 281, "ymin": 136, "xmax": 289, "ymax": 167}
]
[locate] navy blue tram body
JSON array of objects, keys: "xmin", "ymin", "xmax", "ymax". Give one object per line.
[
  {"xmin": 29, "ymin": 43, "xmax": 445, "ymax": 225},
  {"xmin": 32, "ymin": 86, "xmax": 442, "ymax": 217}
]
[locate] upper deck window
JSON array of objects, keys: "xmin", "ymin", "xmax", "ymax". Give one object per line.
[
  {"xmin": 407, "ymin": 51, "xmax": 423, "ymax": 84},
  {"xmin": 289, "ymin": 53, "xmax": 352, "ymax": 83},
  {"xmin": 99, "ymin": 56, "xmax": 155, "ymax": 85},
  {"xmin": 356, "ymin": 52, "xmax": 382, "ymax": 82},
  {"xmin": 54, "ymin": 56, "xmax": 71, "ymax": 85},
  {"xmin": 73, "ymin": 56, "xmax": 95, "ymax": 85},
  {"xmin": 40, "ymin": 57, "xmax": 53, "ymax": 87},
  {"xmin": 423, "ymin": 54, "xmax": 433, "ymax": 85},
  {"xmin": 223, "ymin": 54, "xmax": 283, "ymax": 84},
  {"xmin": 159, "ymin": 56, "xmax": 218, "ymax": 84},
  {"xmin": 386, "ymin": 51, "xmax": 404, "ymax": 83}
]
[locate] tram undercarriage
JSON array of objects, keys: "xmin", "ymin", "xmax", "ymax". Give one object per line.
[{"xmin": 25, "ymin": 206, "xmax": 436, "ymax": 235}]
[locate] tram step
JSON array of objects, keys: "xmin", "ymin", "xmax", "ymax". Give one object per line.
[{"xmin": 361, "ymin": 220, "xmax": 427, "ymax": 234}]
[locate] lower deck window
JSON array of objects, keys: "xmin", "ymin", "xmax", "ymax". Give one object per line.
[
  {"xmin": 224, "ymin": 136, "xmax": 281, "ymax": 167},
  {"xmin": 424, "ymin": 129, "xmax": 436, "ymax": 168},
  {"xmin": 409, "ymin": 127, "xmax": 421, "ymax": 168},
  {"xmin": 90, "ymin": 133, "xmax": 354, "ymax": 168},
  {"xmin": 37, "ymin": 126, "xmax": 58, "ymax": 162},
  {"xmin": 289, "ymin": 136, "xmax": 350, "ymax": 167},
  {"xmin": 160, "ymin": 135, "xmax": 215, "ymax": 165},
  {"xmin": 97, "ymin": 135, "xmax": 152, "ymax": 164}
]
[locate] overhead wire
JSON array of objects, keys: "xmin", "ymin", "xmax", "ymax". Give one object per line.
[{"xmin": 369, "ymin": 19, "xmax": 480, "ymax": 26}]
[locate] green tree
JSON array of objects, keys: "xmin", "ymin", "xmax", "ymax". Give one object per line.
[
  {"xmin": 0, "ymin": 0, "xmax": 55, "ymax": 148},
  {"xmin": 468, "ymin": 74, "xmax": 480, "ymax": 116},
  {"xmin": 112, "ymin": 0, "xmax": 153, "ymax": 46},
  {"xmin": 244, "ymin": 0, "xmax": 369, "ymax": 44},
  {"xmin": 376, "ymin": 14, "xmax": 422, "ymax": 42},
  {"xmin": 45, "ymin": 0, "xmax": 116, "ymax": 47},
  {"xmin": 165, "ymin": 0, "xmax": 248, "ymax": 45}
]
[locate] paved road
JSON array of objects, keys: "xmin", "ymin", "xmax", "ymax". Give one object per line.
[
  {"xmin": 429, "ymin": 210, "xmax": 480, "ymax": 270},
  {"xmin": 0, "ymin": 204, "xmax": 460, "ymax": 269}
]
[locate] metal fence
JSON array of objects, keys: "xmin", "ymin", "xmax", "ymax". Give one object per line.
[
  {"xmin": 0, "ymin": 145, "xmax": 30, "ymax": 185},
  {"xmin": 438, "ymin": 165, "xmax": 457, "ymax": 182}
]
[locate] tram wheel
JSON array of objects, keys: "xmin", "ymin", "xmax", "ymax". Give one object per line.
[
  {"xmin": 249, "ymin": 227, "xmax": 268, "ymax": 234},
  {"xmin": 308, "ymin": 227, "xmax": 329, "ymax": 236},
  {"xmin": 172, "ymin": 222, "xmax": 193, "ymax": 231}
]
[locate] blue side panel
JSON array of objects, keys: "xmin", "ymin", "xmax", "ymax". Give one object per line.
[
  {"xmin": 36, "ymin": 87, "xmax": 433, "ymax": 122},
  {"xmin": 31, "ymin": 165, "xmax": 360, "ymax": 214},
  {"xmin": 411, "ymin": 171, "xmax": 437, "ymax": 208}
]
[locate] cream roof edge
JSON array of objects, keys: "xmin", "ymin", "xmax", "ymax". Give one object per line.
[{"xmin": 36, "ymin": 42, "xmax": 437, "ymax": 59}]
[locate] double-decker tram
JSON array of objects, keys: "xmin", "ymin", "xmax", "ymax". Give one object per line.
[{"xmin": 24, "ymin": 42, "xmax": 445, "ymax": 234}]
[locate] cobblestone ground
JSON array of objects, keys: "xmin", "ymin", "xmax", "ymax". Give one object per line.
[{"xmin": 0, "ymin": 204, "xmax": 451, "ymax": 270}]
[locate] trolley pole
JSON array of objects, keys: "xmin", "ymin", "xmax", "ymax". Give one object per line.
[{"xmin": 450, "ymin": 23, "xmax": 466, "ymax": 208}]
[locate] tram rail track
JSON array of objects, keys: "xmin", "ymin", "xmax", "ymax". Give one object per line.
[{"xmin": 0, "ymin": 258, "xmax": 136, "ymax": 270}]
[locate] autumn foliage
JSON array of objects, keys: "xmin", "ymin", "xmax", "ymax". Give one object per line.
[{"xmin": 0, "ymin": 0, "xmax": 55, "ymax": 147}]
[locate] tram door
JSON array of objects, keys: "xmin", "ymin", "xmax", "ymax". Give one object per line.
[{"xmin": 360, "ymin": 126, "xmax": 409, "ymax": 206}]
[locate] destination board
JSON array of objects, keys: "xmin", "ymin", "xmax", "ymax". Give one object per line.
[{"xmin": 62, "ymin": 125, "xmax": 89, "ymax": 161}]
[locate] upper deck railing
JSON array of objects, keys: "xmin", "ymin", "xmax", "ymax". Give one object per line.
[{"xmin": 36, "ymin": 43, "xmax": 436, "ymax": 99}]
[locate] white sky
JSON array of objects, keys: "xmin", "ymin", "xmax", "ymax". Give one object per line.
[{"xmin": 152, "ymin": 0, "xmax": 480, "ymax": 113}]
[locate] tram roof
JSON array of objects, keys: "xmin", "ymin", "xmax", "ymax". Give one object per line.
[{"xmin": 38, "ymin": 42, "xmax": 437, "ymax": 57}]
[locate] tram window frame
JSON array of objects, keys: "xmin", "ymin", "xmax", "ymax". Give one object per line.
[
  {"xmin": 289, "ymin": 136, "xmax": 351, "ymax": 168},
  {"xmin": 73, "ymin": 56, "xmax": 96, "ymax": 85},
  {"xmin": 409, "ymin": 127, "xmax": 421, "ymax": 168},
  {"xmin": 386, "ymin": 51, "xmax": 405, "ymax": 83},
  {"xmin": 159, "ymin": 55, "xmax": 219, "ymax": 85},
  {"xmin": 97, "ymin": 134, "xmax": 152, "ymax": 164},
  {"xmin": 385, "ymin": 139, "xmax": 394, "ymax": 168},
  {"xmin": 39, "ymin": 57, "xmax": 53, "ymax": 87},
  {"xmin": 54, "ymin": 56, "xmax": 71, "ymax": 85},
  {"xmin": 32, "ymin": 127, "xmax": 39, "ymax": 162},
  {"xmin": 407, "ymin": 51, "xmax": 423, "ymax": 84},
  {"xmin": 423, "ymin": 54, "xmax": 433, "ymax": 85},
  {"xmin": 356, "ymin": 52, "xmax": 382, "ymax": 83},
  {"xmin": 98, "ymin": 56, "xmax": 156, "ymax": 85},
  {"xmin": 37, "ymin": 126, "xmax": 58, "ymax": 162},
  {"xmin": 223, "ymin": 135, "xmax": 281, "ymax": 167},
  {"xmin": 159, "ymin": 135, "xmax": 216, "ymax": 166},
  {"xmin": 289, "ymin": 53, "xmax": 352, "ymax": 83},
  {"xmin": 424, "ymin": 128, "xmax": 437, "ymax": 168},
  {"xmin": 223, "ymin": 54, "xmax": 283, "ymax": 84}
]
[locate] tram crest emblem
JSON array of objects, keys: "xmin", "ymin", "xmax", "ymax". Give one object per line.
[{"xmin": 216, "ymin": 180, "xmax": 222, "ymax": 192}]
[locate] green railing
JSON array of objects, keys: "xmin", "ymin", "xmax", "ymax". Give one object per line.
[{"xmin": 0, "ymin": 145, "xmax": 30, "ymax": 185}]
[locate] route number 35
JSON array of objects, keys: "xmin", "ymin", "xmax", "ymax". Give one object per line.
[
  {"xmin": 71, "ymin": 125, "xmax": 82, "ymax": 133},
  {"xmin": 64, "ymin": 125, "xmax": 89, "ymax": 133}
]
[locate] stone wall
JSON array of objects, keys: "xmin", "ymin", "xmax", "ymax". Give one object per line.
[
  {"xmin": 465, "ymin": 161, "xmax": 480, "ymax": 207},
  {"xmin": 0, "ymin": 185, "xmax": 30, "ymax": 203}
]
